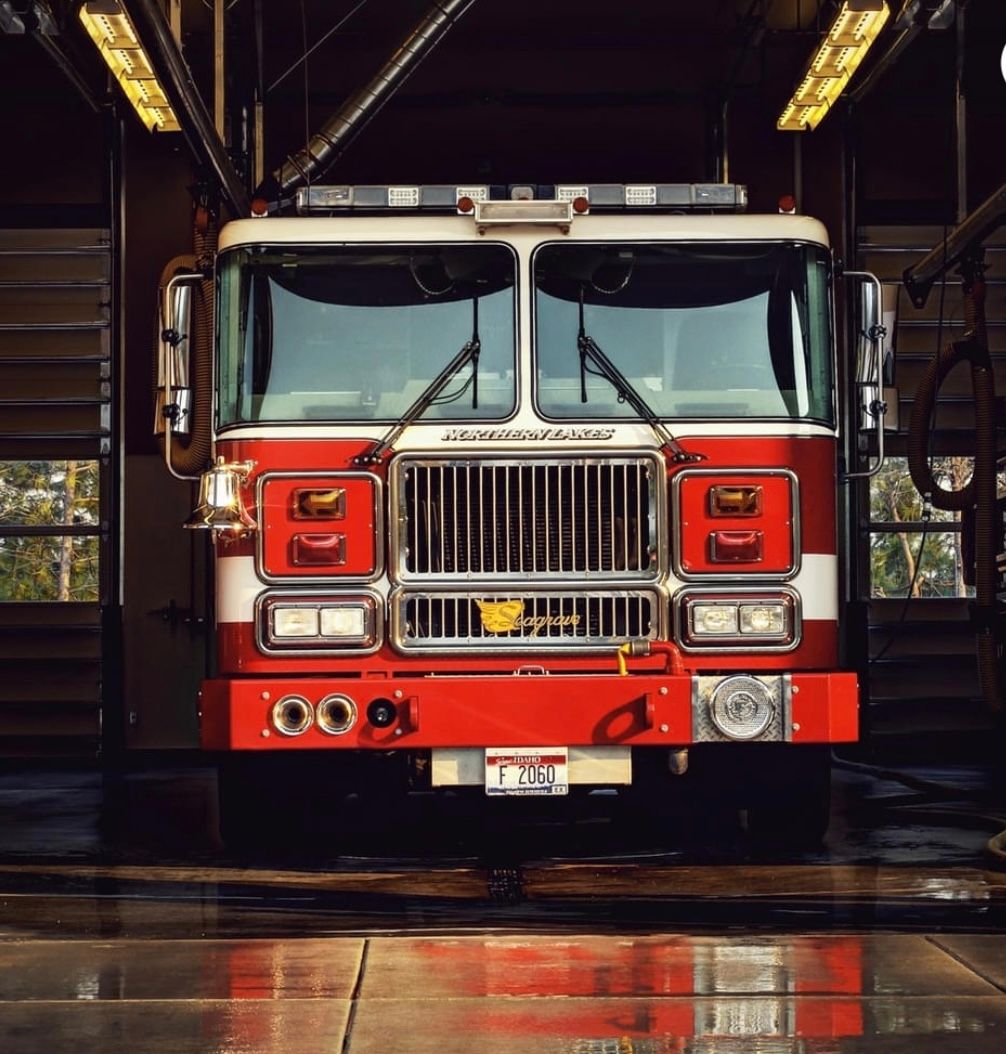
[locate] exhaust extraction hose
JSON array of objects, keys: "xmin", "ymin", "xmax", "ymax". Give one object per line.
[{"xmin": 906, "ymin": 267, "xmax": 1000, "ymax": 711}]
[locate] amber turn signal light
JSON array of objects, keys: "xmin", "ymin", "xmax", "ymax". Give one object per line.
[
  {"xmin": 293, "ymin": 487, "xmax": 346, "ymax": 519},
  {"xmin": 709, "ymin": 484, "xmax": 762, "ymax": 517}
]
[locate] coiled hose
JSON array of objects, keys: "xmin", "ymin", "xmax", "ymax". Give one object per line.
[
  {"xmin": 154, "ymin": 210, "xmax": 217, "ymax": 477},
  {"xmin": 906, "ymin": 269, "xmax": 1001, "ymax": 712}
]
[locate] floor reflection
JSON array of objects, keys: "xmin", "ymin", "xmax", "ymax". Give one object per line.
[{"xmin": 3, "ymin": 932, "xmax": 1005, "ymax": 1053}]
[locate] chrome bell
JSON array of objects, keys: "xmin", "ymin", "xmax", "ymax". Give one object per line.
[{"xmin": 184, "ymin": 457, "xmax": 257, "ymax": 534}]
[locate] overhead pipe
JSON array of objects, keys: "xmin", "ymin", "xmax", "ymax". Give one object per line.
[
  {"xmin": 123, "ymin": 0, "xmax": 250, "ymax": 216},
  {"xmin": 903, "ymin": 180, "xmax": 1006, "ymax": 308},
  {"xmin": 846, "ymin": 22, "xmax": 921, "ymax": 103},
  {"xmin": 31, "ymin": 30, "xmax": 101, "ymax": 113},
  {"xmin": 848, "ymin": 0, "xmax": 954, "ymax": 104},
  {"xmin": 258, "ymin": 0, "xmax": 476, "ymax": 201}
]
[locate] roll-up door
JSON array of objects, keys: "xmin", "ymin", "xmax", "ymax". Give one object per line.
[{"xmin": 0, "ymin": 229, "xmax": 112, "ymax": 757}]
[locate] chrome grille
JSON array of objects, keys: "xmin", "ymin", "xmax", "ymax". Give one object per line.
[
  {"xmin": 394, "ymin": 590, "xmax": 659, "ymax": 652},
  {"xmin": 395, "ymin": 456, "xmax": 658, "ymax": 581}
]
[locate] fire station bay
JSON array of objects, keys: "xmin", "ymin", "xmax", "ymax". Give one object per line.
[{"xmin": 1, "ymin": 2, "xmax": 1006, "ymax": 1052}]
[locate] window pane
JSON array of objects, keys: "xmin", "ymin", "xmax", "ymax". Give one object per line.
[
  {"xmin": 0, "ymin": 460, "xmax": 100, "ymax": 527},
  {"xmin": 869, "ymin": 456, "xmax": 971, "ymax": 526},
  {"xmin": 534, "ymin": 242, "xmax": 833, "ymax": 423},
  {"xmin": 217, "ymin": 244, "xmax": 517, "ymax": 426},
  {"xmin": 869, "ymin": 530, "xmax": 972, "ymax": 599},
  {"xmin": 0, "ymin": 535, "xmax": 99, "ymax": 601}
]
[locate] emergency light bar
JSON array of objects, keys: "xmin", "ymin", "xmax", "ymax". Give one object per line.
[{"xmin": 294, "ymin": 183, "xmax": 748, "ymax": 215}]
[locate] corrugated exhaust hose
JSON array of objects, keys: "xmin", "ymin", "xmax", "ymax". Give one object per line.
[{"xmin": 906, "ymin": 267, "xmax": 1000, "ymax": 712}]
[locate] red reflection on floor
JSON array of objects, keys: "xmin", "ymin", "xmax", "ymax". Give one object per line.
[{"xmin": 359, "ymin": 935, "xmax": 867, "ymax": 1043}]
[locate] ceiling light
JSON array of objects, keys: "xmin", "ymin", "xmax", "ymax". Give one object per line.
[
  {"xmin": 79, "ymin": 0, "xmax": 180, "ymax": 132},
  {"xmin": 778, "ymin": 0, "xmax": 891, "ymax": 132}
]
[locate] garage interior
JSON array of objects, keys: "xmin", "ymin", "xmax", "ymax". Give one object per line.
[{"xmin": 0, "ymin": 1, "xmax": 1005, "ymax": 1051}]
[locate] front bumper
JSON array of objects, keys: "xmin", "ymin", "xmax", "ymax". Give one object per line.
[{"xmin": 200, "ymin": 671, "xmax": 858, "ymax": 750}]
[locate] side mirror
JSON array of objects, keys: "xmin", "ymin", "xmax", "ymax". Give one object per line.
[
  {"xmin": 842, "ymin": 270, "xmax": 892, "ymax": 480},
  {"xmin": 154, "ymin": 271, "xmax": 204, "ymax": 481},
  {"xmin": 154, "ymin": 273, "xmax": 199, "ymax": 438}
]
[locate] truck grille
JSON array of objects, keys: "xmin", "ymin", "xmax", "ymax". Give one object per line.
[
  {"xmin": 394, "ymin": 590, "xmax": 659, "ymax": 651},
  {"xmin": 395, "ymin": 456, "xmax": 658, "ymax": 581}
]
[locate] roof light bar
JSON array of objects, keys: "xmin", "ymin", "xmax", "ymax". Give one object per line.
[
  {"xmin": 79, "ymin": 0, "xmax": 180, "ymax": 132},
  {"xmin": 778, "ymin": 0, "xmax": 890, "ymax": 132},
  {"xmin": 474, "ymin": 199, "xmax": 573, "ymax": 227},
  {"xmin": 295, "ymin": 183, "xmax": 748, "ymax": 215}
]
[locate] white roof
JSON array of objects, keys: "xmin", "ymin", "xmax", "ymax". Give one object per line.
[{"xmin": 218, "ymin": 212, "xmax": 830, "ymax": 251}]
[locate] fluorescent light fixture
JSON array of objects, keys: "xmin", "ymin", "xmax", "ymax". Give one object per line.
[
  {"xmin": 778, "ymin": 0, "xmax": 890, "ymax": 131},
  {"xmin": 79, "ymin": 0, "xmax": 180, "ymax": 132}
]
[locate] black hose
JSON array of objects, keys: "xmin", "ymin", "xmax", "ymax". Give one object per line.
[{"xmin": 905, "ymin": 271, "xmax": 1000, "ymax": 712}]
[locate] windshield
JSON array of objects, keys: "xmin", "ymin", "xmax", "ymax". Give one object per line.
[
  {"xmin": 217, "ymin": 244, "xmax": 516, "ymax": 427},
  {"xmin": 534, "ymin": 242, "xmax": 833, "ymax": 424}
]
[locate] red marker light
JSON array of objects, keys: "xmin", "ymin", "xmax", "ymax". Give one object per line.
[
  {"xmin": 250, "ymin": 197, "xmax": 269, "ymax": 217},
  {"xmin": 457, "ymin": 196, "xmax": 475, "ymax": 214},
  {"xmin": 709, "ymin": 530, "xmax": 764, "ymax": 563},
  {"xmin": 778, "ymin": 194, "xmax": 797, "ymax": 214},
  {"xmin": 572, "ymin": 196, "xmax": 590, "ymax": 214}
]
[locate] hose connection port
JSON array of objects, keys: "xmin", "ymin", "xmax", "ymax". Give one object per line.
[
  {"xmin": 317, "ymin": 693, "xmax": 358, "ymax": 736},
  {"xmin": 270, "ymin": 695, "xmax": 314, "ymax": 736}
]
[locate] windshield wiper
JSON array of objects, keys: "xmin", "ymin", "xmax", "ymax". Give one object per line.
[
  {"xmin": 576, "ymin": 287, "xmax": 702, "ymax": 463},
  {"xmin": 356, "ymin": 296, "xmax": 481, "ymax": 465}
]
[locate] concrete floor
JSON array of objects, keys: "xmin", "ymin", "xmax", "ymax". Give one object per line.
[{"xmin": 0, "ymin": 762, "xmax": 1004, "ymax": 1052}]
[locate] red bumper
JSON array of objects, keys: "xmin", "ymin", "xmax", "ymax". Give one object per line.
[{"xmin": 201, "ymin": 672, "xmax": 858, "ymax": 750}]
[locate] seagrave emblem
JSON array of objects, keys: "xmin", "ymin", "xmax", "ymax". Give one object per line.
[
  {"xmin": 474, "ymin": 599, "xmax": 524, "ymax": 632},
  {"xmin": 474, "ymin": 599, "xmax": 581, "ymax": 636}
]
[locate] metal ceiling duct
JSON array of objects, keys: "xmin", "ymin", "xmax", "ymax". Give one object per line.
[
  {"xmin": 848, "ymin": 0, "xmax": 954, "ymax": 103},
  {"xmin": 903, "ymin": 181, "xmax": 1006, "ymax": 307},
  {"xmin": 124, "ymin": 0, "xmax": 250, "ymax": 216},
  {"xmin": 263, "ymin": 0, "xmax": 476, "ymax": 200}
]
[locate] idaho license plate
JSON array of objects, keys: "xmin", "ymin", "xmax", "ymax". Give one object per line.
[{"xmin": 484, "ymin": 747, "xmax": 569, "ymax": 796}]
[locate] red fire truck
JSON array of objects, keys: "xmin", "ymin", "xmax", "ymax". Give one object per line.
[{"xmin": 157, "ymin": 183, "xmax": 885, "ymax": 846}]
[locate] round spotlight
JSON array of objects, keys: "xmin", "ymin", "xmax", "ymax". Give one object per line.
[
  {"xmin": 709, "ymin": 676, "xmax": 774, "ymax": 741},
  {"xmin": 317, "ymin": 694, "xmax": 357, "ymax": 736},
  {"xmin": 270, "ymin": 695, "xmax": 314, "ymax": 736}
]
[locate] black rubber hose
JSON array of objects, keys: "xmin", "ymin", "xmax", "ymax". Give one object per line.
[{"xmin": 905, "ymin": 277, "xmax": 1000, "ymax": 711}]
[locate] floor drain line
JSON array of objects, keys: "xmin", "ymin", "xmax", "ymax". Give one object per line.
[{"xmin": 487, "ymin": 866, "xmax": 525, "ymax": 903}]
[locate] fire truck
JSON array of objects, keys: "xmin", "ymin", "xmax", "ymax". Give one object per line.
[{"xmin": 157, "ymin": 182, "xmax": 886, "ymax": 846}]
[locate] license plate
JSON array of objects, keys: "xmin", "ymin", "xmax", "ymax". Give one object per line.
[{"xmin": 484, "ymin": 747, "xmax": 569, "ymax": 796}]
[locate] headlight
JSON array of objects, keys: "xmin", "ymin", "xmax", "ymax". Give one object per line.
[
  {"xmin": 260, "ymin": 595, "xmax": 380, "ymax": 651},
  {"xmin": 273, "ymin": 607, "xmax": 320, "ymax": 637},
  {"xmin": 739, "ymin": 603, "xmax": 787, "ymax": 634},
  {"xmin": 690, "ymin": 603, "xmax": 739, "ymax": 636},
  {"xmin": 320, "ymin": 606, "xmax": 368, "ymax": 637},
  {"xmin": 679, "ymin": 592, "xmax": 797, "ymax": 649}
]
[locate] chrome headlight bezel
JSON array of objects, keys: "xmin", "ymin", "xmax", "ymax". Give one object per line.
[
  {"xmin": 256, "ymin": 591, "xmax": 383, "ymax": 655},
  {"xmin": 675, "ymin": 588, "xmax": 800, "ymax": 652}
]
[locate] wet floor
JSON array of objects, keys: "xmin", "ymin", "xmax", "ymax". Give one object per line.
[
  {"xmin": 2, "ymin": 931, "xmax": 1006, "ymax": 1052},
  {"xmin": 0, "ymin": 760, "xmax": 1004, "ymax": 1051}
]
